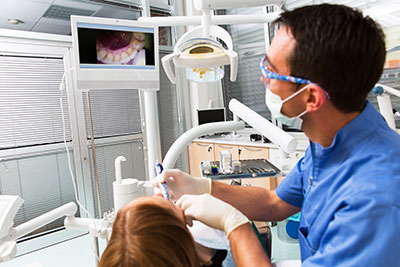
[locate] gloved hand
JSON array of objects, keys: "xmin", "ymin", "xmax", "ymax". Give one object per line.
[
  {"xmin": 153, "ymin": 169, "xmax": 211, "ymax": 201},
  {"xmin": 177, "ymin": 194, "xmax": 250, "ymax": 237}
]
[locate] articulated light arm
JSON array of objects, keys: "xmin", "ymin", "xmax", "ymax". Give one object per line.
[
  {"xmin": 373, "ymin": 83, "xmax": 400, "ymax": 131},
  {"xmin": 162, "ymin": 99, "xmax": 297, "ymax": 170},
  {"xmin": 0, "ymin": 198, "xmax": 112, "ymax": 262},
  {"xmin": 1, "ymin": 202, "xmax": 77, "ymax": 262},
  {"xmin": 376, "ymin": 83, "xmax": 400, "ymax": 98},
  {"xmin": 9, "ymin": 203, "xmax": 77, "ymax": 241},
  {"xmin": 138, "ymin": 13, "xmax": 280, "ymax": 26},
  {"xmin": 193, "ymin": 0, "xmax": 283, "ymax": 10},
  {"xmin": 229, "ymin": 99, "xmax": 297, "ymax": 154},
  {"xmin": 139, "ymin": 0, "xmax": 282, "ymax": 26},
  {"xmin": 163, "ymin": 121, "xmax": 245, "ymax": 169}
]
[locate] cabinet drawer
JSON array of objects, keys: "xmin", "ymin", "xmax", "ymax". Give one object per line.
[{"xmin": 239, "ymin": 145, "xmax": 269, "ymax": 160}]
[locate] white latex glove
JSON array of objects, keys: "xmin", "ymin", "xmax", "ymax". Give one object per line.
[
  {"xmin": 177, "ymin": 194, "xmax": 250, "ymax": 237},
  {"xmin": 153, "ymin": 169, "xmax": 211, "ymax": 201}
]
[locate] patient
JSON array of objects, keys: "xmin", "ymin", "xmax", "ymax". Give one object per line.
[{"xmin": 99, "ymin": 196, "xmax": 222, "ymax": 267}]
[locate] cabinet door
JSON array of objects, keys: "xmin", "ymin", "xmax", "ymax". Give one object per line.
[
  {"xmin": 239, "ymin": 145, "xmax": 269, "ymax": 160},
  {"xmin": 214, "ymin": 144, "xmax": 239, "ymax": 161},
  {"xmin": 191, "ymin": 142, "xmax": 215, "ymax": 177}
]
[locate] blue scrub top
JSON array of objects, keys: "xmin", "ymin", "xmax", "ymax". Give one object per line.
[{"xmin": 276, "ymin": 101, "xmax": 400, "ymax": 266}]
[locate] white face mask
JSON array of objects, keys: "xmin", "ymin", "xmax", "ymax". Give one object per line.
[{"xmin": 265, "ymin": 84, "xmax": 310, "ymax": 130}]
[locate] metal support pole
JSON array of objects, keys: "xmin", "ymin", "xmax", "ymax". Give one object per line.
[{"xmin": 85, "ymin": 92, "xmax": 102, "ymax": 218}]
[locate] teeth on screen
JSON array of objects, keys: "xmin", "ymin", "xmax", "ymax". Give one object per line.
[
  {"xmin": 105, "ymin": 53, "xmax": 113, "ymax": 62},
  {"xmin": 134, "ymin": 32, "xmax": 145, "ymax": 41},
  {"xmin": 97, "ymin": 39, "xmax": 145, "ymax": 64},
  {"xmin": 121, "ymin": 52, "xmax": 129, "ymax": 60},
  {"xmin": 114, "ymin": 54, "xmax": 121, "ymax": 63},
  {"xmin": 97, "ymin": 50, "xmax": 106, "ymax": 59},
  {"xmin": 133, "ymin": 40, "xmax": 144, "ymax": 50}
]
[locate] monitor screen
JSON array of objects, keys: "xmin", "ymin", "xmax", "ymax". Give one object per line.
[
  {"xmin": 77, "ymin": 23, "xmax": 155, "ymax": 68},
  {"xmin": 71, "ymin": 16, "xmax": 159, "ymax": 90},
  {"xmin": 197, "ymin": 108, "xmax": 226, "ymax": 125}
]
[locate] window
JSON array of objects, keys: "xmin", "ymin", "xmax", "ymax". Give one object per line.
[
  {"xmin": 83, "ymin": 90, "xmax": 146, "ymax": 217},
  {"xmin": 0, "ymin": 55, "xmax": 78, "ymax": 238}
]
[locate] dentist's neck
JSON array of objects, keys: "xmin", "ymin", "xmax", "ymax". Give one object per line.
[{"xmin": 302, "ymin": 102, "xmax": 360, "ymax": 148}]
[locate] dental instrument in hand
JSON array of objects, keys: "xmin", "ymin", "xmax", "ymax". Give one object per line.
[{"xmin": 155, "ymin": 161, "xmax": 170, "ymax": 201}]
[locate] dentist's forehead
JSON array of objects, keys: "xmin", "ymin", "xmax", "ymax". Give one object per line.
[{"xmin": 267, "ymin": 26, "xmax": 296, "ymax": 75}]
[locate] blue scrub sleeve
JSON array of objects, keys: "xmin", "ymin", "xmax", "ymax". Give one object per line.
[
  {"xmin": 275, "ymin": 157, "xmax": 305, "ymax": 208},
  {"xmin": 302, "ymin": 193, "xmax": 400, "ymax": 266}
]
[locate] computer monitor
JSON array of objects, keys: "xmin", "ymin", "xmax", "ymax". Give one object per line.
[
  {"xmin": 71, "ymin": 16, "xmax": 159, "ymax": 90},
  {"xmin": 197, "ymin": 107, "xmax": 226, "ymax": 125}
]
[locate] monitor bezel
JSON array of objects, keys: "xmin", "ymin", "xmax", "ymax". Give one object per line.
[{"xmin": 71, "ymin": 15, "xmax": 159, "ymax": 91}]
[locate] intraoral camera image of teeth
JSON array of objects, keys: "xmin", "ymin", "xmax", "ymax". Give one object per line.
[
  {"xmin": 77, "ymin": 26, "xmax": 155, "ymax": 67},
  {"xmin": 96, "ymin": 31, "xmax": 145, "ymax": 65}
]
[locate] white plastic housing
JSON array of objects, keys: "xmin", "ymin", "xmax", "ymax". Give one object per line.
[
  {"xmin": 161, "ymin": 25, "xmax": 237, "ymax": 84},
  {"xmin": 115, "ymin": 156, "xmax": 127, "ymax": 183},
  {"xmin": 113, "ymin": 179, "xmax": 144, "ymax": 211},
  {"xmin": 377, "ymin": 95, "xmax": 396, "ymax": 130},
  {"xmin": 10, "ymin": 203, "xmax": 77, "ymax": 240},
  {"xmin": 0, "ymin": 196, "xmax": 23, "ymax": 240},
  {"xmin": 71, "ymin": 16, "xmax": 160, "ymax": 91}
]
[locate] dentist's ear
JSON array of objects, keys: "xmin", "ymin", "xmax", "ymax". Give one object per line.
[
  {"xmin": 260, "ymin": 75, "xmax": 268, "ymax": 86},
  {"xmin": 305, "ymin": 84, "xmax": 327, "ymax": 112}
]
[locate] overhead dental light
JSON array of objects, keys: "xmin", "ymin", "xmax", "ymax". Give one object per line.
[
  {"xmin": 162, "ymin": 25, "xmax": 238, "ymax": 84},
  {"xmin": 140, "ymin": 0, "xmax": 283, "ymax": 84}
]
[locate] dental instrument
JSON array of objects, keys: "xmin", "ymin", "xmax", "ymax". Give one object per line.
[{"xmin": 155, "ymin": 161, "xmax": 170, "ymax": 201}]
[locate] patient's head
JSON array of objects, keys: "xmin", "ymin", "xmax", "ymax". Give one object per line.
[{"xmin": 99, "ymin": 196, "xmax": 200, "ymax": 267}]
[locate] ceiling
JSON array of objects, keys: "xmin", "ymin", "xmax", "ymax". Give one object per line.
[
  {"xmin": 0, "ymin": 0, "xmax": 399, "ymax": 48},
  {"xmin": 0, "ymin": 0, "xmax": 164, "ymax": 35},
  {"xmin": 283, "ymin": 0, "xmax": 400, "ymax": 49},
  {"xmin": 284, "ymin": 0, "xmax": 400, "ymax": 28}
]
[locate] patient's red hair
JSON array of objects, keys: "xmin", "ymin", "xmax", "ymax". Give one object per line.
[{"xmin": 99, "ymin": 197, "xmax": 199, "ymax": 267}]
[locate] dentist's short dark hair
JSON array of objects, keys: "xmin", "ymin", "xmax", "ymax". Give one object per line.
[{"xmin": 275, "ymin": 4, "xmax": 386, "ymax": 113}]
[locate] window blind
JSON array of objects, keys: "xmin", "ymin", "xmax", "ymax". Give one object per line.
[
  {"xmin": 83, "ymin": 89, "xmax": 142, "ymax": 138},
  {"xmin": 83, "ymin": 88, "xmax": 144, "ymax": 216},
  {"xmin": 0, "ymin": 55, "xmax": 71, "ymax": 148},
  {"xmin": 0, "ymin": 54, "xmax": 77, "ymax": 237},
  {"xmin": 158, "ymin": 51, "xmax": 183, "ymax": 169},
  {"xmin": 221, "ymin": 7, "xmax": 271, "ymax": 121}
]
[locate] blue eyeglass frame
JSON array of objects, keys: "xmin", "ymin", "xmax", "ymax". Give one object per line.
[
  {"xmin": 260, "ymin": 56, "xmax": 331, "ymax": 99},
  {"xmin": 260, "ymin": 56, "xmax": 330, "ymax": 99},
  {"xmin": 260, "ymin": 56, "xmax": 313, "ymax": 84}
]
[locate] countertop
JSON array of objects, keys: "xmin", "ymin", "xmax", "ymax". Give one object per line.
[{"xmin": 194, "ymin": 128, "xmax": 309, "ymax": 151}]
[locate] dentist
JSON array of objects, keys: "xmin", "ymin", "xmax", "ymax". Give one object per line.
[{"xmin": 156, "ymin": 4, "xmax": 400, "ymax": 266}]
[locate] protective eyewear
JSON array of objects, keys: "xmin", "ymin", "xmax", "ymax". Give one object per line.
[{"xmin": 260, "ymin": 56, "xmax": 312, "ymax": 85}]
